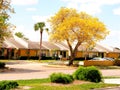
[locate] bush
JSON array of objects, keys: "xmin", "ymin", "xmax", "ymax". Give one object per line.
[
  {"xmin": 41, "ymin": 56, "xmax": 53, "ymax": 60},
  {"xmin": 50, "ymin": 73, "xmax": 74, "ymax": 84},
  {"xmin": 0, "ymin": 62, "xmax": 5, "ymax": 68},
  {"xmin": 85, "ymin": 66, "xmax": 102, "ymax": 82},
  {"xmin": 73, "ymin": 66, "xmax": 102, "ymax": 83},
  {"xmin": 0, "ymin": 56, "xmax": 5, "ymax": 59},
  {"xmin": 0, "ymin": 81, "xmax": 19, "ymax": 90},
  {"xmin": 73, "ymin": 66, "xmax": 86, "ymax": 80},
  {"xmin": 114, "ymin": 59, "xmax": 120, "ymax": 66},
  {"xmin": 19, "ymin": 56, "xmax": 28, "ymax": 60},
  {"xmin": 29, "ymin": 56, "xmax": 39, "ymax": 60}
]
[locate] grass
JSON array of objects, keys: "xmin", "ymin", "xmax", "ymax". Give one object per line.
[
  {"xmin": 103, "ymin": 76, "xmax": 120, "ymax": 79},
  {"xmin": 29, "ymin": 83, "xmax": 119, "ymax": 90},
  {"xmin": 16, "ymin": 78, "xmax": 50, "ymax": 86},
  {"xmin": 96, "ymin": 66, "xmax": 120, "ymax": 69},
  {"xmin": 0, "ymin": 59, "xmax": 56, "ymax": 63},
  {"xmin": 37, "ymin": 60, "xmax": 56, "ymax": 63},
  {"xmin": 25, "ymin": 59, "xmax": 55, "ymax": 62},
  {"xmin": 0, "ymin": 60, "xmax": 10, "ymax": 62},
  {"xmin": 10, "ymin": 78, "xmax": 119, "ymax": 90}
]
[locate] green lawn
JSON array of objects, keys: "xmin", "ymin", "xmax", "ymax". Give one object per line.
[{"xmin": 13, "ymin": 78, "xmax": 119, "ymax": 90}]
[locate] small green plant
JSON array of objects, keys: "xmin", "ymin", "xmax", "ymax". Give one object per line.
[
  {"xmin": 0, "ymin": 62, "xmax": 5, "ymax": 68},
  {"xmin": 73, "ymin": 66, "xmax": 102, "ymax": 83},
  {"xmin": 50, "ymin": 73, "xmax": 74, "ymax": 84},
  {"xmin": 0, "ymin": 81, "xmax": 19, "ymax": 90}
]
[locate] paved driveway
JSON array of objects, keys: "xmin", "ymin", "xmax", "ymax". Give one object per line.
[
  {"xmin": 0, "ymin": 60, "xmax": 120, "ymax": 81},
  {"xmin": 0, "ymin": 61, "xmax": 75, "ymax": 80}
]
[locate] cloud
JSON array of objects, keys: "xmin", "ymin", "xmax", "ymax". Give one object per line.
[
  {"xmin": 32, "ymin": 16, "xmax": 49, "ymax": 22},
  {"xmin": 32, "ymin": 15, "xmax": 52, "ymax": 41},
  {"xmin": 62, "ymin": 0, "xmax": 120, "ymax": 5},
  {"xmin": 11, "ymin": 0, "xmax": 38, "ymax": 5},
  {"xmin": 13, "ymin": 25, "xmax": 32, "ymax": 38},
  {"xmin": 26, "ymin": 8, "xmax": 37, "ymax": 12},
  {"xmin": 113, "ymin": 7, "xmax": 120, "ymax": 15},
  {"xmin": 32, "ymin": 15, "xmax": 51, "ymax": 28},
  {"xmin": 13, "ymin": 25, "xmax": 39, "ymax": 41},
  {"xmin": 101, "ymin": 30, "xmax": 120, "ymax": 47},
  {"xmin": 62, "ymin": 0, "xmax": 120, "ymax": 15},
  {"xmin": 78, "ymin": 3, "xmax": 102, "ymax": 15}
]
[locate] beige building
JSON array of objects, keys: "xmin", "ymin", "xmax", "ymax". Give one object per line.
[{"xmin": 0, "ymin": 36, "xmax": 120, "ymax": 60}]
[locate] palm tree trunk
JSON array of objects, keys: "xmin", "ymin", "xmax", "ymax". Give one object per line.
[{"xmin": 39, "ymin": 31, "xmax": 43, "ymax": 60}]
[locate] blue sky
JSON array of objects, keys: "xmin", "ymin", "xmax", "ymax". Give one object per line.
[{"xmin": 10, "ymin": 0, "xmax": 120, "ymax": 48}]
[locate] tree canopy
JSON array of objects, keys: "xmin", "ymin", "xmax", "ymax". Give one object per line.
[
  {"xmin": 49, "ymin": 7, "xmax": 109, "ymax": 65},
  {"xmin": 15, "ymin": 32, "xmax": 29, "ymax": 40},
  {"xmin": 0, "ymin": 0, "xmax": 15, "ymax": 46}
]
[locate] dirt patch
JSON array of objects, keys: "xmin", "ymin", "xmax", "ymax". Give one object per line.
[
  {"xmin": 42, "ymin": 80, "xmax": 90, "ymax": 86},
  {"xmin": 12, "ymin": 86, "xmax": 32, "ymax": 90}
]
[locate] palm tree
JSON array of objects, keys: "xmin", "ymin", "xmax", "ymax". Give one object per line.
[{"xmin": 34, "ymin": 22, "xmax": 48, "ymax": 60}]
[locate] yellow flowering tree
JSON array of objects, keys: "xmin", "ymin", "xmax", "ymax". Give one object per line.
[
  {"xmin": 49, "ymin": 7, "xmax": 109, "ymax": 65},
  {"xmin": 0, "ymin": 0, "xmax": 15, "ymax": 46}
]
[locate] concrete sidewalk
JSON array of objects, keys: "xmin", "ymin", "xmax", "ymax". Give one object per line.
[{"xmin": 104, "ymin": 79, "xmax": 120, "ymax": 84}]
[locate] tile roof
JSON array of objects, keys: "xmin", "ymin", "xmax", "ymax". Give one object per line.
[
  {"xmin": 113, "ymin": 48, "xmax": 120, "ymax": 53},
  {"xmin": 13, "ymin": 35, "xmax": 28, "ymax": 48},
  {"xmin": 92, "ymin": 43, "xmax": 112, "ymax": 52},
  {"xmin": 78, "ymin": 43, "xmax": 113, "ymax": 52},
  {"xmin": 42, "ymin": 41, "xmax": 60, "ymax": 50},
  {"xmin": 4, "ymin": 39, "xmax": 18, "ymax": 49},
  {"xmin": 28, "ymin": 41, "xmax": 47, "ymax": 50},
  {"xmin": 6, "ymin": 38, "xmax": 27, "ymax": 49},
  {"xmin": 54, "ymin": 42, "xmax": 69, "ymax": 50},
  {"xmin": 1, "ymin": 42, "xmax": 8, "ymax": 48}
]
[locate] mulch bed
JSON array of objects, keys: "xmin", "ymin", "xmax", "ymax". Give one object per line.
[{"xmin": 42, "ymin": 80, "xmax": 90, "ymax": 86}]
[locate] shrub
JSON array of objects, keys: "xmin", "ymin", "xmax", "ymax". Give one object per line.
[
  {"xmin": 85, "ymin": 66, "xmax": 102, "ymax": 82},
  {"xmin": 114, "ymin": 59, "xmax": 120, "ymax": 66},
  {"xmin": 42, "ymin": 56, "xmax": 53, "ymax": 60},
  {"xmin": 0, "ymin": 56, "xmax": 5, "ymax": 59},
  {"xmin": 29, "ymin": 56, "xmax": 39, "ymax": 60},
  {"xmin": 73, "ymin": 66, "xmax": 86, "ymax": 80},
  {"xmin": 0, "ymin": 81, "xmax": 19, "ymax": 90},
  {"xmin": 50, "ymin": 73, "xmax": 74, "ymax": 84},
  {"xmin": 0, "ymin": 62, "xmax": 5, "ymax": 68},
  {"xmin": 73, "ymin": 66, "xmax": 102, "ymax": 83},
  {"xmin": 19, "ymin": 56, "xmax": 28, "ymax": 60}
]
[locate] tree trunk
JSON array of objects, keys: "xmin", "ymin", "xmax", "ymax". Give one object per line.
[
  {"xmin": 67, "ymin": 40, "xmax": 81, "ymax": 66},
  {"xmin": 39, "ymin": 31, "xmax": 42, "ymax": 60},
  {"xmin": 68, "ymin": 52, "xmax": 76, "ymax": 66}
]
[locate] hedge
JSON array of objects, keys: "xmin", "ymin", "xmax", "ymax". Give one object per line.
[
  {"xmin": 50, "ymin": 73, "xmax": 74, "ymax": 84},
  {"xmin": 73, "ymin": 66, "xmax": 102, "ymax": 83},
  {"xmin": 0, "ymin": 81, "xmax": 19, "ymax": 90}
]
